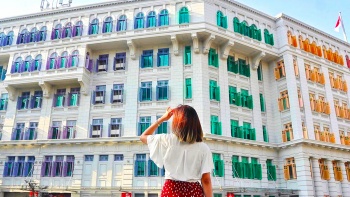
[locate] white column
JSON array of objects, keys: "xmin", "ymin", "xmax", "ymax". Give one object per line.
[
  {"xmin": 297, "ymin": 57, "xmax": 315, "ymax": 139},
  {"xmin": 339, "ymin": 161, "xmax": 350, "ymax": 197},
  {"xmin": 218, "ymin": 46, "xmax": 230, "ymax": 137},
  {"xmin": 283, "ymin": 54, "xmax": 302, "ymax": 139},
  {"xmin": 121, "ymin": 154, "xmax": 134, "ymax": 188},
  {"xmin": 326, "ymin": 160, "xmax": 340, "ymax": 196},
  {"xmin": 294, "ymin": 156, "xmax": 314, "ymax": 197},
  {"xmin": 71, "ymin": 155, "xmax": 83, "ymax": 188},
  {"xmin": 260, "ymin": 156, "xmax": 268, "ymax": 189},
  {"xmin": 311, "ymin": 158, "xmax": 329, "ymax": 197}
]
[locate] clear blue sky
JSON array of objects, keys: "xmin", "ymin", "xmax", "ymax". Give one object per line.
[{"xmin": 0, "ymin": 0, "xmax": 349, "ymax": 42}]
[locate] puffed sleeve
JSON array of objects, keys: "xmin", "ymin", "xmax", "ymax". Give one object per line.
[
  {"xmin": 147, "ymin": 134, "xmax": 167, "ymax": 168},
  {"xmin": 201, "ymin": 144, "xmax": 214, "ymax": 175}
]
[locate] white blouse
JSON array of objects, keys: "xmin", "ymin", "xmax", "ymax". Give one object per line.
[{"xmin": 147, "ymin": 133, "xmax": 214, "ymax": 182}]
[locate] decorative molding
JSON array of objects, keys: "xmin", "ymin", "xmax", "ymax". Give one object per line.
[
  {"xmin": 220, "ymin": 41, "xmax": 234, "ymax": 60},
  {"xmin": 251, "ymin": 51, "xmax": 265, "ymax": 70},
  {"xmin": 127, "ymin": 39, "xmax": 136, "ymax": 60},
  {"xmin": 38, "ymin": 81, "xmax": 52, "ymax": 98},
  {"xmin": 170, "ymin": 35, "xmax": 179, "ymax": 56},
  {"xmin": 78, "ymin": 76, "xmax": 90, "ymax": 96},
  {"xmin": 4, "ymin": 85, "xmax": 16, "ymax": 101},
  {"xmin": 191, "ymin": 33, "xmax": 199, "ymax": 54},
  {"xmin": 203, "ymin": 34, "xmax": 215, "ymax": 54}
]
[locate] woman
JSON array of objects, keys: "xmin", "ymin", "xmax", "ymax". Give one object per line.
[{"xmin": 140, "ymin": 105, "xmax": 213, "ymax": 197}]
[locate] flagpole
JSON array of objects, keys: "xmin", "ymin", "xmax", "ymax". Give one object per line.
[{"xmin": 339, "ymin": 12, "xmax": 348, "ymax": 42}]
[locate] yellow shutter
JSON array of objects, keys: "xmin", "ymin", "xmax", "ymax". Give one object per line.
[
  {"xmin": 282, "ymin": 130, "xmax": 287, "ymax": 142},
  {"xmin": 278, "ymin": 98, "xmax": 283, "ymax": 111},
  {"xmin": 310, "ymin": 97, "xmax": 315, "ymax": 111},
  {"xmin": 292, "ymin": 164, "xmax": 297, "ymax": 179},
  {"xmin": 337, "ymin": 167, "xmax": 343, "ymax": 181},
  {"xmin": 284, "ymin": 165, "xmax": 290, "ymax": 180},
  {"xmin": 343, "ymin": 81, "xmax": 348, "ymax": 92},
  {"xmin": 346, "ymin": 168, "xmax": 350, "ymax": 181},
  {"xmin": 274, "ymin": 68, "xmax": 280, "ymax": 80},
  {"xmin": 314, "ymin": 129, "xmax": 320, "ymax": 141},
  {"xmin": 329, "ymin": 133, "xmax": 336, "ymax": 143}
]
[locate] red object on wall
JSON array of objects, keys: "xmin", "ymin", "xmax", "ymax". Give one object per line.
[
  {"xmin": 34, "ymin": 191, "xmax": 39, "ymax": 197},
  {"xmin": 29, "ymin": 191, "xmax": 34, "ymax": 197},
  {"xmin": 122, "ymin": 192, "xmax": 131, "ymax": 197},
  {"xmin": 227, "ymin": 193, "xmax": 235, "ymax": 197}
]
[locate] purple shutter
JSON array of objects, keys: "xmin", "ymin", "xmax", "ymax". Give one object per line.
[
  {"xmin": 48, "ymin": 127, "xmax": 53, "ymax": 139},
  {"xmin": 25, "ymin": 33, "xmax": 30, "ymax": 43},
  {"xmin": 30, "ymin": 60, "xmax": 35, "ymax": 72},
  {"xmin": 3, "ymin": 162, "xmax": 9, "ymax": 176},
  {"xmin": 89, "ymin": 125, "xmax": 92, "ymax": 138},
  {"xmin": 62, "ymin": 94, "xmax": 66, "ymax": 107},
  {"xmin": 102, "ymin": 22, "xmax": 106, "ymax": 33},
  {"xmin": 67, "ymin": 92, "xmax": 71, "ymax": 106},
  {"xmin": 63, "ymin": 162, "xmax": 68, "ymax": 176},
  {"xmin": 62, "ymin": 126, "xmax": 68, "ymax": 139},
  {"xmin": 16, "ymin": 33, "xmax": 21, "ymax": 44},
  {"xmin": 46, "ymin": 59, "xmax": 50, "ymax": 70},
  {"xmin": 95, "ymin": 59, "xmax": 99, "ymax": 72},
  {"xmin": 11, "ymin": 130, "xmax": 16, "ymax": 140},
  {"xmin": 113, "ymin": 57, "xmax": 116, "ymax": 71},
  {"xmin": 13, "ymin": 162, "xmax": 19, "ymax": 177},
  {"xmin": 80, "ymin": 26, "xmax": 84, "ymax": 36},
  {"xmin": 88, "ymin": 59, "xmax": 93, "ymax": 71},
  {"xmin": 51, "ymin": 162, "xmax": 57, "ymax": 177},
  {"xmin": 41, "ymin": 162, "xmax": 46, "ymax": 177},
  {"xmin": 57, "ymin": 128, "xmax": 61, "ymax": 139},
  {"xmin": 36, "ymin": 31, "xmax": 41, "ymax": 41},
  {"xmin": 23, "ymin": 162, "xmax": 29, "ymax": 176},
  {"xmin": 43, "ymin": 30, "xmax": 47, "ymax": 41},
  {"xmin": 52, "ymin": 94, "xmax": 57, "ymax": 107},
  {"xmin": 91, "ymin": 91, "xmax": 96, "ymax": 104},
  {"xmin": 68, "ymin": 55, "xmax": 72, "ymax": 68},
  {"xmin": 11, "ymin": 62, "xmax": 15, "ymax": 73},
  {"xmin": 62, "ymin": 27, "xmax": 66, "ymax": 38},
  {"xmin": 72, "ymin": 26, "xmax": 77, "ymax": 37},
  {"xmin": 34, "ymin": 130, "xmax": 37, "ymax": 140},
  {"xmin": 110, "ymin": 89, "xmax": 113, "ymax": 103},
  {"xmin": 38, "ymin": 60, "xmax": 42, "ymax": 71},
  {"xmin": 88, "ymin": 24, "xmax": 92, "ymax": 35},
  {"xmin": 57, "ymin": 57, "xmax": 62, "ymax": 69},
  {"xmin": 24, "ymin": 129, "xmax": 30, "ymax": 140},
  {"xmin": 55, "ymin": 58, "xmax": 58, "ymax": 69},
  {"xmin": 17, "ymin": 96, "xmax": 22, "ymax": 110},
  {"xmin": 77, "ymin": 93, "xmax": 80, "ymax": 106},
  {"xmin": 102, "ymin": 90, "xmax": 106, "ymax": 104},
  {"xmin": 20, "ymin": 131, "xmax": 24, "ymax": 140},
  {"xmin": 29, "ymin": 96, "xmax": 34, "ymax": 109},
  {"xmin": 51, "ymin": 28, "xmax": 55, "ymax": 40}
]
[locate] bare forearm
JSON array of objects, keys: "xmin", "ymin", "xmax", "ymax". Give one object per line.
[
  {"xmin": 140, "ymin": 118, "xmax": 165, "ymax": 144},
  {"xmin": 202, "ymin": 180, "xmax": 213, "ymax": 197}
]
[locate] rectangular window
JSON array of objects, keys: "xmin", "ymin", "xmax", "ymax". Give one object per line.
[
  {"xmin": 240, "ymin": 89, "xmax": 253, "ymax": 109},
  {"xmin": 209, "ymin": 80, "xmax": 220, "ymax": 101},
  {"xmin": 25, "ymin": 122, "xmax": 38, "ymax": 140},
  {"xmin": 114, "ymin": 154, "xmax": 124, "ymax": 161},
  {"xmin": 135, "ymin": 154, "xmax": 146, "ymax": 177},
  {"xmin": 64, "ymin": 121, "xmax": 76, "ymax": 139},
  {"xmin": 210, "ymin": 115, "xmax": 222, "ymax": 135},
  {"xmin": 53, "ymin": 89, "xmax": 66, "ymax": 107},
  {"xmin": 114, "ymin": 52, "xmax": 126, "ymax": 70},
  {"xmin": 96, "ymin": 54, "xmax": 108, "ymax": 72},
  {"xmin": 139, "ymin": 82, "xmax": 152, "ymax": 101},
  {"xmin": 243, "ymin": 122, "xmax": 256, "ymax": 140},
  {"xmin": 332, "ymin": 161, "xmax": 343, "ymax": 181},
  {"xmin": 31, "ymin": 91, "xmax": 43, "ymax": 109},
  {"xmin": 12, "ymin": 123, "xmax": 25, "ymax": 141},
  {"xmin": 212, "ymin": 153, "xmax": 224, "ymax": 177},
  {"xmin": 237, "ymin": 59, "xmax": 250, "ymax": 77},
  {"xmin": 319, "ymin": 159, "xmax": 330, "ymax": 180},
  {"xmin": 41, "ymin": 156, "xmax": 53, "ymax": 177},
  {"xmin": 0, "ymin": 93, "xmax": 8, "ymax": 110},
  {"xmin": 17, "ymin": 92, "xmax": 30, "ymax": 110},
  {"xmin": 278, "ymin": 90, "xmax": 289, "ymax": 111},
  {"xmin": 68, "ymin": 88, "xmax": 80, "ymax": 106},
  {"xmin": 148, "ymin": 159, "xmax": 159, "ymax": 176},
  {"xmin": 138, "ymin": 116, "xmax": 151, "ymax": 136},
  {"xmin": 282, "ymin": 123, "xmax": 294, "ymax": 142},
  {"xmin": 111, "ymin": 84, "xmax": 124, "ymax": 103},
  {"xmin": 24, "ymin": 156, "xmax": 35, "ymax": 177},
  {"xmin": 156, "ymin": 80, "xmax": 169, "ymax": 100},
  {"xmin": 0, "ymin": 66, "xmax": 7, "ymax": 81},
  {"xmin": 141, "ymin": 50, "xmax": 153, "ymax": 68},
  {"xmin": 156, "ymin": 116, "xmax": 167, "ymax": 134},
  {"xmin": 64, "ymin": 155, "xmax": 75, "ymax": 177},
  {"xmin": 52, "ymin": 156, "xmax": 64, "ymax": 177},
  {"xmin": 157, "ymin": 48, "xmax": 169, "ymax": 67},
  {"xmin": 227, "ymin": 55, "xmax": 237, "ymax": 73},
  {"xmin": 263, "ymin": 126, "xmax": 269, "ymax": 142},
  {"xmin": 230, "ymin": 119, "xmax": 239, "ymax": 138},
  {"xmin": 274, "ymin": 60, "xmax": 286, "ymax": 80},
  {"xmin": 284, "ymin": 158, "xmax": 297, "ymax": 180},
  {"xmin": 109, "ymin": 118, "xmax": 122, "ymax": 137},
  {"xmin": 48, "ymin": 121, "xmax": 61, "ymax": 140},
  {"xmin": 260, "ymin": 93, "xmax": 265, "ymax": 112},
  {"xmin": 251, "ymin": 158, "xmax": 262, "ymax": 180},
  {"xmin": 90, "ymin": 119, "xmax": 103, "ymax": 138},
  {"xmin": 232, "ymin": 155, "xmax": 240, "ymax": 178},
  {"xmin": 185, "ymin": 78, "xmax": 192, "ymax": 99},
  {"xmin": 92, "ymin": 85, "xmax": 106, "ymax": 104},
  {"xmin": 345, "ymin": 162, "xmax": 350, "ymax": 181},
  {"xmin": 266, "ymin": 159, "xmax": 276, "ymax": 181},
  {"xmin": 228, "ymin": 86, "xmax": 237, "ymax": 105},
  {"xmin": 184, "ymin": 46, "xmax": 191, "ymax": 65},
  {"xmin": 99, "ymin": 155, "xmax": 109, "ymax": 161},
  {"xmin": 3, "ymin": 157, "xmax": 15, "ymax": 177},
  {"xmin": 85, "ymin": 155, "xmax": 94, "ymax": 161},
  {"xmin": 208, "ymin": 48, "xmax": 219, "ymax": 67}
]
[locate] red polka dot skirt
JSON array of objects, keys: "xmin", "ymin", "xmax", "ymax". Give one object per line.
[{"xmin": 161, "ymin": 179, "xmax": 204, "ymax": 197}]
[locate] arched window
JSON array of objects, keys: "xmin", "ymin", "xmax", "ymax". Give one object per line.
[
  {"xmin": 70, "ymin": 50, "xmax": 79, "ymax": 67},
  {"xmin": 47, "ymin": 52, "xmax": 57, "ymax": 70},
  {"xmin": 73, "ymin": 21, "xmax": 83, "ymax": 37},
  {"xmin": 117, "ymin": 15, "xmax": 127, "ymax": 31},
  {"xmin": 159, "ymin": 9, "xmax": 169, "ymax": 26},
  {"xmin": 29, "ymin": 28, "xmax": 37, "ymax": 43},
  {"xmin": 62, "ymin": 22, "xmax": 72, "ymax": 38},
  {"xmin": 249, "ymin": 24, "xmax": 261, "ymax": 40},
  {"xmin": 233, "ymin": 17, "xmax": 240, "ymax": 33},
  {"xmin": 147, "ymin": 11, "xmax": 156, "ymax": 28},
  {"xmin": 89, "ymin": 18, "xmax": 99, "ymax": 35},
  {"xmin": 5, "ymin": 31, "xmax": 14, "ymax": 46},
  {"xmin": 264, "ymin": 29, "xmax": 274, "ymax": 46},
  {"xmin": 12, "ymin": 57, "xmax": 22, "ymax": 73},
  {"xmin": 179, "ymin": 7, "xmax": 189, "ymax": 24},
  {"xmin": 51, "ymin": 24, "xmax": 62, "ymax": 40},
  {"xmin": 241, "ymin": 21, "xmax": 249, "ymax": 36},
  {"xmin": 134, "ymin": 12, "xmax": 144, "ymax": 29},
  {"xmin": 17, "ymin": 29, "xmax": 28, "ymax": 44},
  {"xmin": 216, "ymin": 11, "xmax": 227, "ymax": 29},
  {"xmin": 38, "ymin": 26, "xmax": 47, "ymax": 42},
  {"xmin": 0, "ymin": 32, "xmax": 5, "ymax": 47},
  {"xmin": 59, "ymin": 51, "xmax": 69, "ymax": 68},
  {"xmin": 103, "ymin": 17, "xmax": 113, "ymax": 33},
  {"xmin": 23, "ymin": 56, "xmax": 32, "ymax": 72},
  {"xmin": 34, "ymin": 54, "xmax": 42, "ymax": 71}
]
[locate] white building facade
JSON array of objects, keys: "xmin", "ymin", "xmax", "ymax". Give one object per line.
[{"xmin": 0, "ymin": 0, "xmax": 350, "ymax": 197}]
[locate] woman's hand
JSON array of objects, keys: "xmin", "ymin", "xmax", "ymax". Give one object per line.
[{"xmin": 159, "ymin": 107, "xmax": 174, "ymax": 122}]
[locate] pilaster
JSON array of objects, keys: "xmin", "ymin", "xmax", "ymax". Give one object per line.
[
  {"xmin": 339, "ymin": 161, "xmax": 350, "ymax": 197},
  {"xmin": 311, "ymin": 157, "xmax": 329, "ymax": 197},
  {"xmin": 294, "ymin": 156, "xmax": 314, "ymax": 197}
]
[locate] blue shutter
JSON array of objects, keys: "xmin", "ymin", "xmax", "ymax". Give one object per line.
[
  {"xmin": 134, "ymin": 160, "xmax": 139, "ymax": 176},
  {"xmin": 102, "ymin": 90, "xmax": 106, "ymax": 104},
  {"xmin": 91, "ymin": 91, "xmax": 96, "ymax": 104}
]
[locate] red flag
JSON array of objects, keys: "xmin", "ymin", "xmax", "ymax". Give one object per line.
[{"xmin": 335, "ymin": 15, "xmax": 341, "ymax": 32}]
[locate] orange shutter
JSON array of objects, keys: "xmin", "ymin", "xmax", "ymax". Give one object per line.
[
  {"xmin": 320, "ymin": 131, "xmax": 325, "ymax": 141},
  {"xmin": 335, "ymin": 104, "xmax": 340, "ymax": 117},
  {"xmin": 303, "ymin": 127, "xmax": 308, "ymax": 139},
  {"xmin": 324, "ymin": 166, "xmax": 330, "ymax": 180},
  {"xmin": 340, "ymin": 106, "xmax": 346, "ymax": 118},
  {"xmin": 334, "ymin": 78, "xmax": 340, "ymax": 89},
  {"xmin": 286, "ymin": 96, "xmax": 290, "ymax": 109},
  {"xmin": 334, "ymin": 166, "xmax": 339, "ymax": 181},
  {"xmin": 315, "ymin": 100, "xmax": 322, "ymax": 112},
  {"xmin": 278, "ymin": 98, "xmax": 283, "ymax": 111},
  {"xmin": 347, "ymin": 168, "xmax": 350, "ymax": 181},
  {"xmin": 281, "ymin": 64, "xmax": 286, "ymax": 77},
  {"xmin": 317, "ymin": 46, "xmax": 323, "ymax": 57},
  {"xmin": 292, "ymin": 36, "xmax": 298, "ymax": 47},
  {"xmin": 340, "ymin": 56, "xmax": 344, "ymax": 65},
  {"xmin": 337, "ymin": 167, "xmax": 343, "ymax": 181},
  {"xmin": 310, "ymin": 97, "xmax": 315, "ymax": 111},
  {"xmin": 329, "ymin": 133, "xmax": 336, "ymax": 143},
  {"xmin": 288, "ymin": 34, "xmax": 293, "ymax": 45},
  {"xmin": 324, "ymin": 103, "xmax": 331, "ymax": 115},
  {"xmin": 284, "ymin": 165, "xmax": 290, "ymax": 180},
  {"xmin": 340, "ymin": 135, "xmax": 345, "ymax": 145},
  {"xmin": 274, "ymin": 68, "xmax": 280, "ymax": 80},
  {"xmin": 345, "ymin": 137, "xmax": 350, "ymax": 145},
  {"xmin": 319, "ymin": 73, "xmax": 325, "ymax": 85},
  {"xmin": 294, "ymin": 61, "xmax": 299, "ymax": 76},
  {"xmin": 282, "ymin": 130, "xmax": 287, "ymax": 142},
  {"xmin": 343, "ymin": 81, "xmax": 348, "ymax": 92},
  {"xmin": 329, "ymin": 75, "xmax": 335, "ymax": 88},
  {"xmin": 310, "ymin": 70, "xmax": 316, "ymax": 82},
  {"xmin": 315, "ymin": 129, "xmax": 320, "ymax": 140}
]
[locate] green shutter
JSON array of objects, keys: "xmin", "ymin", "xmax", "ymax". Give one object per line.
[
  {"xmin": 208, "ymin": 48, "xmax": 218, "ymax": 67},
  {"xmin": 251, "ymin": 158, "xmax": 258, "ymax": 164},
  {"xmin": 235, "ymin": 92, "xmax": 241, "ymax": 106},
  {"xmin": 212, "ymin": 153, "xmax": 220, "ymax": 160},
  {"xmin": 260, "ymin": 94, "xmax": 265, "ymax": 112},
  {"xmin": 209, "ymin": 80, "xmax": 217, "ymax": 100},
  {"xmin": 263, "ymin": 126, "xmax": 269, "ymax": 142},
  {"xmin": 232, "ymin": 156, "xmax": 239, "ymax": 163},
  {"xmin": 237, "ymin": 126, "xmax": 243, "ymax": 138},
  {"xmin": 257, "ymin": 65, "xmax": 263, "ymax": 81},
  {"xmin": 184, "ymin": 46, "xmax": 191, "ymax": 65},
  {"xmin": 230, "ymin": 120, "xmax": 238, "ymax": 137},
  {"xmin": 270, "ymin": 34, "xmax": 274, "ymax": 46},
  {"xmin": 227, "ymin": 55, "xmax": 235, "ymax": 72},
  {"xmin": 247, "ymin": 95, "xmax": 253, "ymax": 109},
  {"xmin": 215, "ymin": 86, "xmax": 220, "ymax": 101},
  {"xmin": 185, "ymin": 78, "xmax": 192, "ymax": 99},
  {"xmin": 250, "ymin": 128, "xmax": 256, "ymax": 140}
]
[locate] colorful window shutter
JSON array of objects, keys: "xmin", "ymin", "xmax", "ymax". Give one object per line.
[
  {"xmin": 210, "ymin": 115, "xmax": 222, "ymax": 135},
  {"xmin": 260, "ymin": 93, "xmax": 265, "ymax": 112},
  {"xmin": 227, "ymin": 55, "xmax": 236, "ymax": 73},
  {"xmin": 263, "ymin": 126, "xmax": 269, "ymax": 142},
  {"xmin": 230, "ymin": 119, "xmax": 239, "ymax": 137},
  {"xmin": 185, "ymin": 78, "xmax": 192, "ymax": 99},
  {"xmin": 148, "ymin": 160, "xmax": 159, "ymax": 176},
  {"xmin": 228, "ymin": 86, "xmax": 237, "ymax": 105},
  {"xmin": 184, "ymin": 46, "xmax": 191, "ymax": 65},
  {"xmin": 208, "ymin": 48, "xmax": 219, "ymax": 67}
]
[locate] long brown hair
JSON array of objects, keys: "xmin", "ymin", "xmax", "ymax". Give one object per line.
[{"xmin": 172, "ymin": 105, "xmax": 203, "ymax": 143}]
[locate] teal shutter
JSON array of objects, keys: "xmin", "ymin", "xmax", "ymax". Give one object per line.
[
  {"xmin": 260, "ymin": 94, "xmax": 265, "ymax": 112},
  {"xmin": 270, "ymin": 34, "xmax": 274, "ymax": 46},
  {"xmin": 185, "ymin": 78, "xmax": 192, "ymax": 99},
  {"xmin": 228, "ymin": 86, "xmax": 237, "ymax": 105},
  {"xmin": 237, "ymin": 126, "xmax": 243, "ymax": 138},
  {"xmin": 227, "ymin": 55, "xmax": 235, "ymax": 72},
  {"xmin": 263, "ymin": 126, "xmax": 269, "ymax": 142},
  {"xmin": 233, "ymin": 18, "xmax": 240, "ymax": 33},
  {"xmin": 184, "ymin": 46, "xmax": 191, "ymax": 65},
  {"xmin": 235, "ymin": 92, "xmax": 241, "ymax": 106},
  {"xmin": 223, "ymin": 16, "xmax": 227, "ymax": 29},
  {"xmin": 247, "ymin": 95, "xmax": 253, "ymax": 109},
  {"xmin": 250, "ymin": 128, "xmax": 256, "ymax": 140},
  {"xmin": 230, "ymin": 120, "xmax": 238, "ymax": 137},
  {"xmin": 215, "ymin": 86, "xmax": 220, "ymax": 101},
  {"xmin": 257, "ymin": 64, "xmax": 263, "ymax": 81}
]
